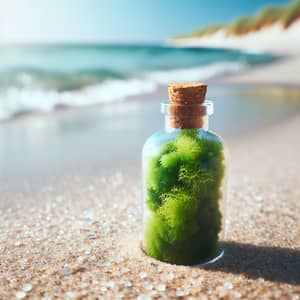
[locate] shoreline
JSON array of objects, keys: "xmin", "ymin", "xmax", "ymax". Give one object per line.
[
  {"xmin": 216, "ymin": 54, "xmax": 300, "ymax": 86},
  {"xmin": 170, "ymin": 21, "xmax": 300, "ymax": 86},
  {"xmin": 1, "ymin": 79, "xmax": 300, "ymax": 125},
  {"xmin": 1, "ymin": 83, "xmax": 300, "ymax": 201}
]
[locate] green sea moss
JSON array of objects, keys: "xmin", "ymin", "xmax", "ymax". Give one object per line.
[{"xmin": 144, "ymin": 129, "xmax": 225, "ymax": 264}]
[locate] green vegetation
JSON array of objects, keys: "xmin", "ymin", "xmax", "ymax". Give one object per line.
[
  {"xmin": 144, "ymin": 129, "xmax": 225, "ymax": 265},
  {"xmin": 282, "ymin": 0, "xmax": 300, "ymax": 27},
  {"xmin": 176, "ymin": 24, "xmax": 224, "ymax": 39},
  {"xmin": 226, "ymin": 16, "xmax": 255, "ymax": 36},
  {"xmin": 175, "ymin": 0, "xmax": 300, "ymax": 38}
]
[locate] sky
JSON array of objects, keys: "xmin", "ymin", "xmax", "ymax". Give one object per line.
[{"xmin": 0, "ymin": 0, "xmax": 290, "ymax": 44}]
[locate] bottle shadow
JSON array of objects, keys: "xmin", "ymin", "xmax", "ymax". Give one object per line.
[{"xmin": 201, "ymin": 242, "xmax": 300, "ymax": 285}]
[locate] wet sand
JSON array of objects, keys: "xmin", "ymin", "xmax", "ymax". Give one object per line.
[
  {"xmin": 219, "ymin": 55, "xmax": 300, "ymax": 86},
  {"xmin": 0, "ymin": 86, "xmax": 300, "ymax": 298},
  {"xmin": 1, "ymin": 85, "xmax": 300, "ymax": 194}
]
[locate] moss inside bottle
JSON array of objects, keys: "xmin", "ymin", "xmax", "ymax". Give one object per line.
[{"xmin": 142, "ymin": 83, "xmax": 227, "ymax": 265}]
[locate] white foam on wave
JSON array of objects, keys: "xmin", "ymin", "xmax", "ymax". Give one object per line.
[
  {"xmin": 0, "ymin": 61, "xmax": 247, "ymax": 121},
  {"xmin": 0, "ymin": 78, "xmax": 157, "ymax": 121}
]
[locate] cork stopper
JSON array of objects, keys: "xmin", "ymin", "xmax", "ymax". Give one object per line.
[
  {"xmin": 166, "ymin": 82, "xmax": 208, "ymax": 129},
  {"xmin": 168, "ymin": 82, "xmax": 207, "ymax": 104}
]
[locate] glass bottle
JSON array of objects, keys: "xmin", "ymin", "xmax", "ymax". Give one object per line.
[{"xmin": 142, "ymin": 83, "xmax": 227, "ymax": 265}]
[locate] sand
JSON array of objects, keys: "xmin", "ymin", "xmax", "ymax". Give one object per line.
[
  {"xmin": 1, "ymin": 108, "xmax": 299, "ymax": 299},
  {"xmin": 170, "ymin": 21, "xmax": 300, "ymax": 55},
  {"xmin": 170, "ymin": 21, "xmax": 300, "ymax": 86},
  {"xmin": 218, "ymin": 55, "xmax": 300, "ymax": 86}
]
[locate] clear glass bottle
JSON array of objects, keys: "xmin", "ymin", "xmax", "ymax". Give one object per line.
[{"xmin": 142, "ymin": 83, "xmax": 227, "ymax": 265}]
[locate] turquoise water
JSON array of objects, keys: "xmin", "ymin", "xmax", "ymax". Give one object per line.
[{"xmin": 0, "ymin": 44, "xmax": 276, "ymax": 121}]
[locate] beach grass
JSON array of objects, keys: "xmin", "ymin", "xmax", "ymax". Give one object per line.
[
  {"xmin": 176, "ymin": 24, "xmax": 224, "ymax": 39},
  {"xmin": 176, "ymin": 0, "xmax": 300, "ymax": 38},
  {"xmin": 281, "ymin": 0, "xmax": 300, "ymax": 27}
]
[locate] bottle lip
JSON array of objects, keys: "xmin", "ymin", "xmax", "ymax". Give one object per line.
[{"xmin": 160, "ymin": 100, "xmax": 214, "ymax": 116}]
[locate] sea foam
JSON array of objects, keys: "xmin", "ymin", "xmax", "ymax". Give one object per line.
[
  {"xmin": 0, "ymin": 44, "xmax": 276, "ymax": 121},
  {"xmin": 0, "ymin": 61, "xmax": 247, "ymax": 121}
]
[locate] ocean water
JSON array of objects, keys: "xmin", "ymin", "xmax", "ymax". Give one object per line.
[{"xmin": 0, "ymin": 44, "xmax": 276, "ymax": 121}]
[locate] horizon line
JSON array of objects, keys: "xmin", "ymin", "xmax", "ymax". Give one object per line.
[{"xmin": 0, "ymin": 40, "xmax": 167, "ymax": 47}]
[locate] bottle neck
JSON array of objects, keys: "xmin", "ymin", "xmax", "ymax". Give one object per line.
[{"xmin": 164, "ymin": 115, "xmax": 209, "ymax": 132}]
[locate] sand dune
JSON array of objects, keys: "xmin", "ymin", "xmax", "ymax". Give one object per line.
[
  {"xmin": 170, "ymin": 21, "xmax": 300, "ymax": 55},
  {"xmin": 170, "ymin": 21, "xmax": 300, "ymax": 86}
]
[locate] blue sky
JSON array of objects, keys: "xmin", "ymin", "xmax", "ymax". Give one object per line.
[{"xmin": 0, "ymin": 0, "xmax": 290, "ymax": 44}]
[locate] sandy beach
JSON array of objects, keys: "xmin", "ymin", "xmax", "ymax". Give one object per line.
[
  {"xmin": 0, "ymin": 84, "xmax": 299, "ymax": 299},
  {"xmin": 218, "ymin": 55, "xmax": 300, "ymax": 86},
  {"xmin": 171, "ymin": 20, "xmax": 300, "ymax": 86},
  {"xmin": 1, "ymin": 0, "xmax": 300, "ymax": 298},
  {"xmin": 1, "ymin": 27, "xmax": 300, "ymax": 300}
]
